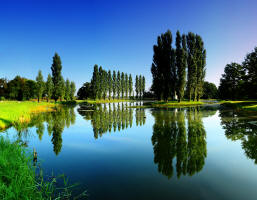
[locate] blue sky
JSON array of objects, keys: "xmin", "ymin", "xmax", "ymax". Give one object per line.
[{"xmin": 0, "ymin": 0, "xmax": 256, "ymax": 90}]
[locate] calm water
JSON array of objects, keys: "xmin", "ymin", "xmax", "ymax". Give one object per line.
[{"xmin": 2, "ymin": 102, "xmax": 257, "ymax": 200}]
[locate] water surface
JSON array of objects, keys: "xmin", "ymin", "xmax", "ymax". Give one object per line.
[{"xmin": 3, "ymin": 102, "xmax": 257, "ymax": 200}]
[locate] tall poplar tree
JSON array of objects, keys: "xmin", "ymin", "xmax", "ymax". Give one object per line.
[
  {"xmin": 99, "ymin": 66, "xmax": 104, "ymax": 99},
  {"xmin": 195, "ymin": 35, "xmax": 206, "ymax": 101},
  {"xmin": 91, "ymin": 65, "xmax": 100, "ymax": 100},
  {"xmin": 112, "ymin": 71, "xmax": 117, "ymax": 99},
  {"xmin": 60, "ymin": 76, "xmax": 65, "ymax": 101},
  {"xmin": 108, "ymin": 70, "xmax": 112, "ymax": 100},
  {"xmin": 135, "ymin": 75, "xmax": 139, "ymax": 99},
  {"xmin": 142, "ymin": 76, "xmax": 145, "ymax": 98},
  {"xmin": 151, "ymin": 30, "xmax": 173, "ymax": 101},
  {"xmin": 186, "ymin": 32, "xmax": 197, "ymax": 101},
  {"xmin": 125, "ymin": 73, "xmax": 128, "ymax": 99},
  {"xmin": 121, "ymin": 72, "xmax": 125, "ymax": 99},
  {"xmin": 117, "ymin": 71, "xmax": 121, "ymax": 99},
  {"xmin": 51, "ymin": 53, "xmax": 63, "ymax": 102},
  {"xmin": 129, "ymin": 74, "xmax": 133, "ymax": 98},
  {"xmin": 139, "ymin": 75, "xmax": 142, "ymax": 99},
  {"xmin": 36, "ymin": 70, "xmax": 44, "ymax": 102},
  {"xmin": 176, "ymin": 31, "xmax": 186, "ymax": 102},
  {"xmin": 65, "ymin": 79, "xmax": 70, "ymax": 101},
  {"xmin": 45, "ymin": 74, "xmax": 53, "ymax": 102},
  {"xmin": 70, "ymin": 81, "xmax": 76, "ymax": 100}
]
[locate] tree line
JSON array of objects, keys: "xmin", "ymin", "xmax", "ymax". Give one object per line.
[
  {"xmin": 0, "ymin": 53, "xmax": 76, "ymax": 102},
  {"xmin": 151, "ymin": 30, "xmax": 206, "ymax": 102},
  {"xmin": 218, "ymin": 47, "xmax": 257, "ymax": 100},
  {"xmin": 77, "ymin": 65, "xmax": 145, "ymax": 100}
]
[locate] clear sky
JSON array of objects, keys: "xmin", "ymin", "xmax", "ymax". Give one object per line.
[{"xmin": 0, "ymin": 0, "xmax": 256, "ymax": 90}]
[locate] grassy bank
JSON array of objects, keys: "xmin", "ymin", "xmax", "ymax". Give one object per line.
[
  {"xmin": 135, "ymin": 100, "xmax": 205, "ymax": 108},
  {"xmin": 220, "ymin": 100, "xmax": 257, "ymax": 111},
  {"xmin": 0, "ymin": 101, "xmax": 56, "ymax": 130},
  {"xmin": 0, "ymin": 136, "xmax": 86, "ymax": 199},
  {"xmin": 0, "ymin": 136, "xmax": 47, "ymax": 199}
]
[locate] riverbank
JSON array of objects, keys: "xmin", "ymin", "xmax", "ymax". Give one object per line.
[
  {"xmin": 76, "ymin": 99, "xmax": 133, "ymax": 104},
  {"xmin": 220, "ymin": 100, "xmax": 257, "ymax": 111},
  {"xmin": 0, "ymin": 101, "xmax": 56, "ymax": 130},
  {"xmin": 0, "ymin": 136, "xmax": 46, "ymax": 199}
]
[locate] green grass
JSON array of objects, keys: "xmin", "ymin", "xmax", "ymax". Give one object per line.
[
  {"xmin": 0, "ymin": 136, "xmax": 87, "ymax": 199},
  {"xmin": 220, "ymin": 100, "xmax": 257, "ymax": 111},
  {"xmin": 0, "ymin": 136, "xmax": 45, "ymax": 199},
  {"xmin": 148, "ymin": 100, "xmax": 204, "ymax": 108},
  {"xmin": 0, "ymin": 101, "xmax": 56, "ymax": 130}
]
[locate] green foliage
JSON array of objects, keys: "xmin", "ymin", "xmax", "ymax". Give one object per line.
[
  {"xmin": 70, "ymin": 81, "xmax": 76, "ymax": 100},
  {"xmin": 51, "ymin": 53, "xmax": 63, "ymax": 102},
  {"xmin": 108, "ymin": 70, "xmax": 112, "ymax": 99},
  {"xmin": 112, "ymin": 71, "xmax": 117, "ymax": 99},
  {"xmin": 176, "ymin": 31, "xmax": 187, "ymax": 102},
  {"xmin": 117, "ymin": 71, "xmax": 121, "ymax": 99},
  {"xmin": 135, "ymin": 75, "xmax": 139, "ymax": 98},
  {"xmin": 151, "ymin": 30, "xmax": 174, "ymax": 101},
  {"xmin": 65, "ymin": 79, "xmax": 71, "ymax": 101},
  {"xmin": 125, "ymin": 73, "xmax": 128, "ymax": 98},
  {"xmin": 219, "ymin": 46, "xmax": 257, "ymax": 100},
  {"xmin": 45, "ymin": 74, "xmax": 53, "ymax": 102},
  {"xmin": 218, "ymin": 63, "xmax": 245, "ymax": 100},
  {"xmin": 129, "ymin": 74, "xmax": 133, "ymax": 98},
  {"xmin": 202, "ymin": 81, "xmax": 218, "ymax": 99},
  {"xmin": 59, "ymin": 76, "xmax": 65, "ymax": 101},
  {"xmin": 36, "ymin": 70, "xmax": 45, "ymax": 102},
  {"xmin": 121, "ymin": 72, "xmax": 125, "ymax": 98},
  {"xmin": 0, "ymin": 136, "xmax": 44, "ymax": 199},
  {"xmin": 77, "ymin": 82, "xmax": 93, "ymax": 100}
]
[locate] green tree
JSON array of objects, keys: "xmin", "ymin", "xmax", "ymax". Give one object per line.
[
  {"xmin": 65, "ymin": 79, "xmax": 70, "ymax": 101},
  {"xmin": 195, "ymin": 35, "xmax": 206, "ymax": 101},
  {"xmin": 125, "ymin": 73, "xmax": 128, "ymax": 99},
  {"xmin": 135, "ymin": 75, "xmax": 139, "ymax": 99},
  {"xmin": 176, "ymin": 31, "xmax": 186, "ymax": 102},
  {"xmin": 151, "ymin": 30, "xmax": 174, "ymax": 101},
  {"xmin": 129, "ymin": 74, "xmax": 133, "ymax": 98},
  {"xmin": 186, "ymin": 32, "xmax": 197, "ymax": 101},
  {"xmin": 112, "ymin": 71, "xmax": 117, "ymax": 99},
  {"xmin": 45, "ymin": 74, "xmax": 53, "ymax": 102},
  {"xmin": 36, "ymin": 70, "xmax": 44, "ymax": 102},
  {"xmin": 242, "ymin": 47, "xmax": 257, "ymax": 99},
  {"xmin": 99, "ymin": 66, "xmax": 104, "ymax": 99},
  {"xmin": 77, "ymin": 82, "xmax": 93, "ymax": 100},
  {"xmin": 117, "ymin": 71, "xmax": 121, "ymax": 99},
  {"xmin": 202, "ymin": 82, "xmax": 218, "ymax": 99},
  {"xmin": 51, "ymin": 53, "xmax": 63, "ymax": 102},
  {"xmin": 218, "ymin": 63, "xmax": 244, "ymax": 100},
  {"xmin": 121, "ymin": 72, "xmax": 125, "ymax": 99},
  {"xmin": 70, "ymin": 81, "xmax": 76, "ymax": 100},
  {"xmin": 60, "ymin": 76, "xmax": 65, "ymax": 101},
  {"xmin": 108, "ymin": 70, "xmax": 112, "ymax": 100},
  {"xmin": 91, "ymin": 65, "xmax": 100, "ymax": 100},
  {"xmin": 142, "ymin": 76, "xmax": 145, "ymax": 98}
]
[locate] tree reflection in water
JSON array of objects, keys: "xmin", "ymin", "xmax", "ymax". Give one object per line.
[
  {"xmin": 78, "ymin": 102, "xmax": 146, "ymax": 139},
  {"xmin": 12, "ymin": 106, "xmax": 76, "ymax": 155},
  {"xmin": 151, "ymin": 107, "xmax": 216, "ymax": 179},
  {"xmin": 219, "ymin": 109, "xmax": 257, "ymax": 164}
]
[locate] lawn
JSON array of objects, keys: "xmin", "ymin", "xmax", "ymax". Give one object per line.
[{"xmin": 0, "ymin": 101, "xmax": 56, "ymax": 130}]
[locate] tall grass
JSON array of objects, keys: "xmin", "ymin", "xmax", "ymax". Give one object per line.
[
  {"xmin": 0, "ymin": 136, "xmax": 44, "ymax": 199},
  {"xmin": 0, "ymin": 136, "xmax": 87, "ymax": 199}
]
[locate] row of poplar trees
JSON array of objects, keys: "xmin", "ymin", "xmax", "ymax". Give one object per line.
[
  {"xmin": 91, "ymin": 65, "xmax": 145, "ymax": 100},
  {"xmin": 35, "ymin": 53, "xmax": 76, "ymax": 102},
  {"xmin": 151, "ymin": 30, "xmax": 206, "ymax": 102}
]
